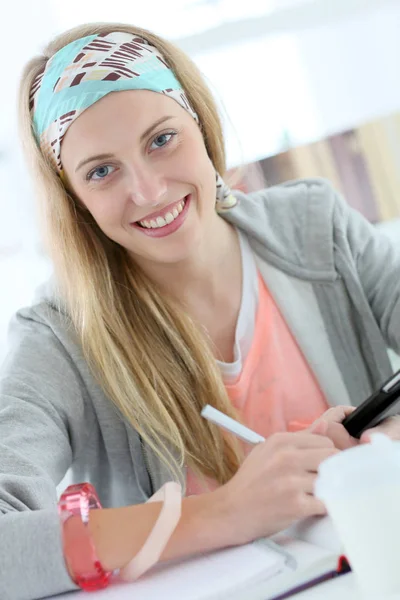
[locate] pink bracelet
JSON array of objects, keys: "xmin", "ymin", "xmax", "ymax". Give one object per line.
[
  {"xmin": 58, "ymin": 483, "xmax": 112, "ymax": 590},
  {"xmin": 119, "ymin": 481, "xmax": 182, "ymax": 581}
]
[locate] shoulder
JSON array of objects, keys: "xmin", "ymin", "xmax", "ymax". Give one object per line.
[
  {"xmin": 247, "ymin": 176, "xmax": 337, "ymax": 204},
  {"xmin": 229, "ymin": 176, "xmax": 342, "ymax": 231},
  {"xmin": 10, "ymin": 276, "xmax": 70, "ymax": 339},
  {"xmin": 224, "ymin": 177, "xmax": 351, "ymax": 276},
  {"xmin": 2, "ymin": 276, "xmax": 80, "ymax": 375}
]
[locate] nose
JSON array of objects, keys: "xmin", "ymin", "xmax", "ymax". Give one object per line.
[{"xmin": 127, "ymin": 165, "xmax": 167, "ymax": 208}]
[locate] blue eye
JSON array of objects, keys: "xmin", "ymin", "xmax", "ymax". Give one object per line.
[
  {"xmin": 88, "ymin": 165, "xmax": 115, "ymax": 181},
  {"xmin": 150, "ymin": 132, "xmax": 176, "ymax": 150}
]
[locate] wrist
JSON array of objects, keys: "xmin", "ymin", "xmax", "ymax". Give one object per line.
[
  {"xmin": 207, "ymin": 485, "xmax": 241, "ymax": 547},
  {"xmin": 155, "ymin": 486, "xmax": 240, "ymax": 561},
  {"xmin": 89, "ymin": 503, "xmax": 162, "ymax": 571},
  {"xmin": 215, "ymin": 481, "xmax": 253, "ymax": 547}
]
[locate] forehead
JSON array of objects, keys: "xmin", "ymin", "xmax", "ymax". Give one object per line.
[{"xmin": 62, "ymin": 89, "xmax": 191, "ymax": 152}]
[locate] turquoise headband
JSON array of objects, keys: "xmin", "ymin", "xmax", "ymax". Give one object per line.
[{"xmin": 30, "ymin": 31, "xmax": 237, "ymax": 211}]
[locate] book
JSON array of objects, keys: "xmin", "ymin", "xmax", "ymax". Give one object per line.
[
  {"xmin": 254, "ymin": 538, "xmax": 346, "ymax": 600},
  {"xmin": 246, "ymin": 516, "xmax": 347, "ymax": 600}
]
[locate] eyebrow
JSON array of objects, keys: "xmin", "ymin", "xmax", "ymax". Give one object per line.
[{"xmin": 75, "ymin": 115, "xmax": 176, "ymax": 172}]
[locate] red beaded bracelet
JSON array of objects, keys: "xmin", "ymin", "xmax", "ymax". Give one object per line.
[{"xmin": 58, "ymin": 483, "xmax": 112, "ymax": 591}]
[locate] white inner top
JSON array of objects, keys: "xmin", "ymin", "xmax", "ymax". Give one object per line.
[{"xmin": 216, "ymin": 230, "xmax": 259, "ymax": 383}]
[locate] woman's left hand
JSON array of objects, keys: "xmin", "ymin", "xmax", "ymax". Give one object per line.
[
  {"xmin": 308, "ymin": 405, "xmax": 359, "ymax": 451},
  {"xmin": 360, "ymin": 415, "xmax": 400, "ymax": 443}
]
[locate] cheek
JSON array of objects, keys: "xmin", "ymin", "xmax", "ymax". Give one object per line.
[
  {"xmin": 175, "ymin": 138, "xmax": 215, "ymax": 187},
  {"xmin": 81, "ymin": 193, "xmax": 123, "ymax": 229}
]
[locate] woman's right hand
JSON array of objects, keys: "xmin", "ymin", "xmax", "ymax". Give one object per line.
[
  {"xmin": 88, "ymin": 431, "xmax": 337, "ymax": 573},
  {"xmin": 218, "ymin": 431, "xmax": 338, "ymax": 545}
]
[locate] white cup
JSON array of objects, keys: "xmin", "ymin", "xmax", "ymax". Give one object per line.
[{"xmin": 315, "ymin": 433, "xmax": 400, "ymax": 598}]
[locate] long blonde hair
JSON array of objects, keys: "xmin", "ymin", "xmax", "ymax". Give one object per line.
[{"xmin": 19, "ymin": 22, "xmax": 243, "ymax": 485}]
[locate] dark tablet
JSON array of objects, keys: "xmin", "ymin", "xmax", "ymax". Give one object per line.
[{"xmin": 342, "ymin": 369, "xmax": 400, "ymax": 438}]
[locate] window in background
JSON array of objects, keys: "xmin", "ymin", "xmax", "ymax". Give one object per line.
[
  {"xmin": 195, "ymin": 34, "xmax": 320, "ymax": 168},
  {"xmin": 51, "ymin": 0, "xmax": 317, "ymax": 39}
]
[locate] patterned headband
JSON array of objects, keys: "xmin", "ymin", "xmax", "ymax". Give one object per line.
[{"xmin": 30, "ymin": 31, "xmax": 236, "ymax": 212}]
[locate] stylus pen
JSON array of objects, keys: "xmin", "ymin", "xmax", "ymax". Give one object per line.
[{"xmin": 201, "ymin": 404, "xmax": 265, "ymax": 445}]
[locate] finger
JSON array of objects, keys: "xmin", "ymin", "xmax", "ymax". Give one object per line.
[
  {"xmin": 309, "ymin": 420, "xmax": 328, "ymax": 436},
  {"xmin": 300, "ymin": 495, "xmax": 327, "ymax": 518},
  {"xmin": 266, "ymin": 431, "xmax": 334, "ymax": 454},
  {"xmin": 321, "ymin": 405, "xmax": 356, "ymax": 424},
  {"xmin": 297, "ymin": 472, "xmax": 320, "ymax": 495},
  {"xmin": 340, "ymin": 405, "xmax": 357, "ymax": 417},
  {"xmin": 360, "ymin": 416, "xmax": 400, "ymax": 444},
  {"xmin": 360, "ymin": 430, "xmax": 372, "ymax": 444},
  {"xmin": 360, "ymin": 425, "xmax": 391, "ymax": 443},
  {"xmin": 289, "ymin": 431, "xmax": 335, "ymax": 449},
  {"xmin": 298, "ymin": 447, "xmax": 339, "ymax": 473},
  {"xmin": 323, "ymin": 422, "xmax": 359, "ymax": 451}
]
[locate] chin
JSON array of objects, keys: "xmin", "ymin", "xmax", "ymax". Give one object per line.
[{"xmin": 151, "ymin": 247, "xmax": 196, "ymax": 266}]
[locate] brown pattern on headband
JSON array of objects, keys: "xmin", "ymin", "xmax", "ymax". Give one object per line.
[
  {"xmin": 156, "ymin": 56, "xmax": 169, "ymax": 69},
  {"xmin": 29, "ymin": 68, "xmax": 45, "ymax": 112}
]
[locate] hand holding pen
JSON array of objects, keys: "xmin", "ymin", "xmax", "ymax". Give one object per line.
[
  {"xmin": 200, "ymin": 404, "xmax": 337, "ymax": 544},
  {"xmin": 201, "ymin": 405, "xmax": 351, "ymax": 598}
]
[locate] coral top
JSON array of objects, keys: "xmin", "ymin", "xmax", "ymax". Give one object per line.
[{"xmin": 186, "ymin": 272, "xmax": 329, "ymax": 495}]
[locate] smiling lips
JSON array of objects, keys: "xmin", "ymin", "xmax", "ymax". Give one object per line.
[
  {"xmin": 130, "ymin": 194, "xmax": 191, "ymax": 238},
  {"xmin": 135, "ymin": 197, "xmax": 186, "ymax": 229}
]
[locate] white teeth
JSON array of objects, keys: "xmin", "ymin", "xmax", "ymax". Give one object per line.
[{"xmin": 138, "ymin": 197, "xmax": 187, "ymax": 229}]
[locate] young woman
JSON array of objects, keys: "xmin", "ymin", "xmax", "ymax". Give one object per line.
[{"xmin": 2, "ymin": 21, "xmax": 400, "ymax": 600}]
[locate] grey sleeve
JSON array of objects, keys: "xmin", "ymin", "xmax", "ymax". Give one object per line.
[
  {"xmin": 332, "ymin": 188, "xmax": 400, "ymax": 353},
  {"xmin": 0, "ymin": 308, "xmax": 92, "ymax": 600}
]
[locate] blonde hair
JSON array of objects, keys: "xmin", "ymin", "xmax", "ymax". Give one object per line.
[{"xmin": 19, "ymin": 22, "xmax": 243, "ymax": 486}]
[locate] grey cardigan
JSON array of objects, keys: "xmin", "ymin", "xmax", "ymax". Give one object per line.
[{"xmin": 1, "ymin": 178, "xmax": 399, "ymax": 600}]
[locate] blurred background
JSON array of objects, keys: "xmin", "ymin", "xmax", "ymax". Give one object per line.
[{"xmin": 1, "ymin": 0, "xmax": 400, "ymax": 364}]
